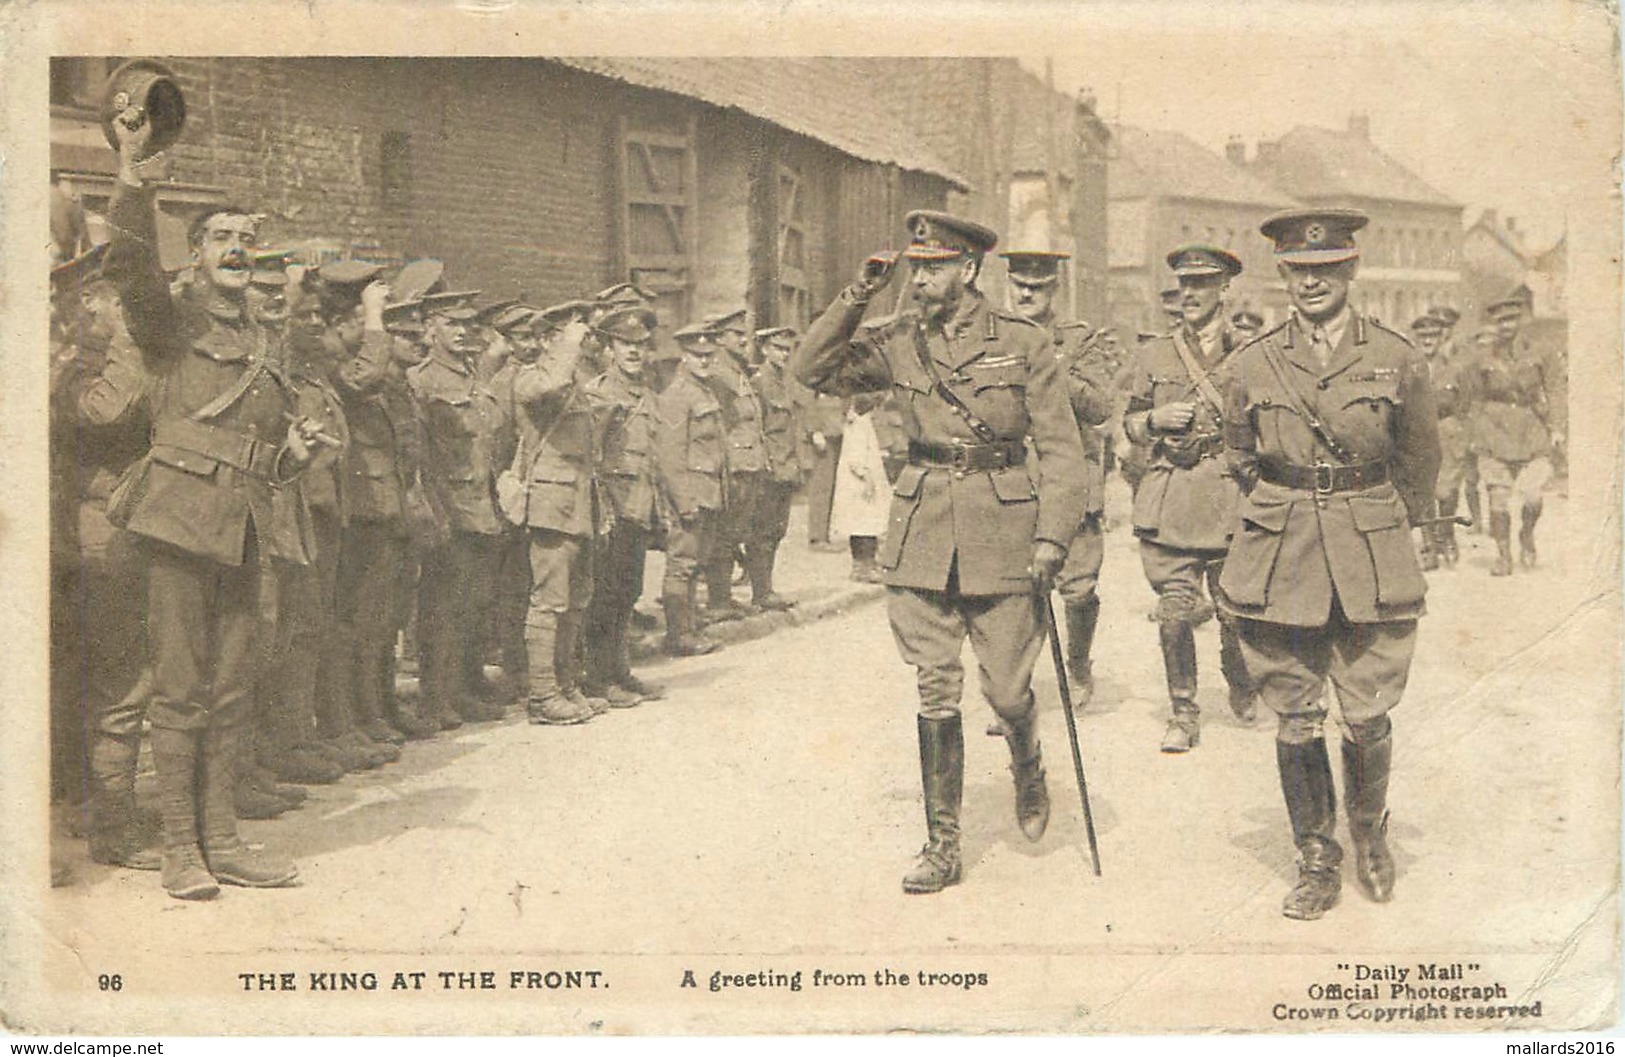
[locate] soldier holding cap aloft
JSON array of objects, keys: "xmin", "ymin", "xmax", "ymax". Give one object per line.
[
  {"xmin": 794, "ymin": 210, "xmax": 1088, "ymax": 894},
  {"xmin": 102, "ymin": 64, "xmax": 319, "ymax": 897},
  {"xmin": 1123, "ymin": 244, "xmax": 1256, "ymax": 752},
  {"xmin": 1000, "ymin": 249, "xmax": 1113, "ymax": 715},
  {"xmin": 655, "ymin": 322, "xmax": 729, "ymax": 657},
  {"xmin": 1464, "ymin": 291, "xmax": 1564, "ymax": 574},
  {"xmin": 1220, "ymin": 207, "xmax": 1440, "ymax": 920}
]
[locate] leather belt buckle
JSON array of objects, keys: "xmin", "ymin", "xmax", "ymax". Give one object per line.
[{"xmin": 1313, "ymin": 462, "xmax": 1335, "ymax": 497}]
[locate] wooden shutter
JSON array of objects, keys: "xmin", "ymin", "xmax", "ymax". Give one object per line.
[{"xmin": 618, "ymin": 114, "xmax": 698, "ymax": 325}]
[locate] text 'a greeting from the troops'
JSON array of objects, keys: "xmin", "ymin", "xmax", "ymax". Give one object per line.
[
  {"xmin": 680, "ymin": 967, "xmax": 989, "ymax": 993},
  {"xmin": 1272, "ymin": 962, "xmax": 1542, "ymax": 1025}
]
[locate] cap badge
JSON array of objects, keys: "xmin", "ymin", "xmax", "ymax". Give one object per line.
[{"xmin": 1305, "ymin": 223, "xmax": 1327, "ymax": 246}]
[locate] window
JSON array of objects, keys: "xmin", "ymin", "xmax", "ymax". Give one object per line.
[{"xmin": 617, "ymin": 114, "xmax": 697, "ymax": 325}]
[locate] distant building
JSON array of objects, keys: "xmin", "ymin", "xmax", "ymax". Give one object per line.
[
  {"xmin": 1241, "ymin": 115, "xmax": 1464, "ymax": 328},
  {"xmin": 1107, "ymin": 125, "xmax": 1298, "ymax": 335},
  {"xmin": 50, "ymin": 56, "xmax": 966, "ymax": 333}
]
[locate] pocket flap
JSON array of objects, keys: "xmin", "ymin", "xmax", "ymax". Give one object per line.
[
  {"xmin": 148, "ymin": 443, "xmax": 220, "ymax": 477},
  {"xmin": 1240, "ymin": 498, "xmax": 1292, "ymax": 533},
  {"xmin": 1348, "ymin": 494, "xmax": 1407, "ymax": 532},
  {"xmin": 989, "ymin": 465, "xmax": 1037, "ymax": 503},
  {"xmin": 892, "ymin": 464, "xmax": 928, "ymax": 499}
]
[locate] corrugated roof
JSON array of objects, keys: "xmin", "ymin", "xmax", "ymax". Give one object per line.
[
  {"xmin": 551, "ymin": 58, "xmax": 969, "ymax": 190},
  {"xmin": 1109, "ymin": 125, "xmax": 1297, "ymax": 209},
  {"xmin": 1249, "ymin": 125, "xmax": 1459, "ymax": 208}
]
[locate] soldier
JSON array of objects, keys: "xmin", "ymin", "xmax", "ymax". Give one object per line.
[
  {"xmin": 506, "ymin": 302, "xmax": 611, "ymax": 724},
  {"xmin": 792, "ymin": 211, "xmax": 1088, "ymax": 894},
  {"xmin": 702, "ymin": 309, "xmax": 769, "ymax": 621},
  {"xmin": 103, "ymin": 105, "xmax": 324, "ymax": 898},
  {"xmin": 1232, "ymin": 308, "xmax": 1264, "ymax": 337},
  {"xmin": 1465, "ymin": 294, "xmax": 1565, "ymax": 574},
  {"xmin": 1411, "ymin": 312, "xmax": 1469, "ymax": 569},
  {"xmin": 1000, "ymin": 250, "xmax": 1114, "ymax": 717},
  {"xmin": 1430, "ymin": 305, "xmax": 1481, "ymax": 532},
  {"xmin": 408, "ymin": 289, "xmax": 508, "ymax": 730},
  {"xmin": 799, "ymin": 379, "xmax": 849, "ymax": 553},
  {"xmin": 1220, "ymin": 207, "xmax": 1440, "ymax": 920},
  {"xmin": 581, "ymin": 306, "xmax": 666, "ymax": 705},
  {"xmin": 748, "ymin": 326, "xmax": 804, "ymax": 611},
  {"xmin": 1123, "ymin": 245, "xmax": 1256, "ymax": 752},
  {"xmin": 654, "ymin": 322, "xmax": 727, "ymax": 657}
]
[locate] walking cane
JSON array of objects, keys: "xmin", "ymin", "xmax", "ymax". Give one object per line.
[{"xmin": 1042, "ymin": 591, "xmax": 1102, "ymax": 876}]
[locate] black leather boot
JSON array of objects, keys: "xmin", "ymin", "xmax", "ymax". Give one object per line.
[
  {"xmin": 1490, "ymin": 511, "xmax": 1514, "ymax": 576},
  {"xmin": 1342, "ymin": 734, "xmax": 1395, "ymax": 903},
  {"xmin": 902, "ymin": 715, "xmax": 964, "ymax": 894},
  {"xmin": 1064, "ymin": 596, "xmax": 1099, "ymax": 708},
  {"xmin": 86, "ymin": 733, "xmax": 161, "ymax": 870},
  {"xmin": 1159, "ymin": 621, "xmax": 1200, "ymax": 752},
  {"xmin": 1004, "ymin": 705, "xmax": 1050, "ymax": 842},
  {"xmin": 150, "ymin": 726, "xmax": 218, "ymax": 900},
  {"xmin": 1277, "ymin": 738, "xmax": 1342, "ymax": 920}
]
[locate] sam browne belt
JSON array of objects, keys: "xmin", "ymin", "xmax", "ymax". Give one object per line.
[{"xmin": 907, "ymin": 438, "xmax": 1027, "ymax": 472}]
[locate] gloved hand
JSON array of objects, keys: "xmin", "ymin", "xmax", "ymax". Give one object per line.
[{"xmin": 1029, "ymin": 540, "xmax": 1067, "ymax": 594}]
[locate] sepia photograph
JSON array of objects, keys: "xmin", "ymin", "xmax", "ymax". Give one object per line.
[{"xmin": 2, "ymin": 0, "xmax": 1620, "ymax": 1039}]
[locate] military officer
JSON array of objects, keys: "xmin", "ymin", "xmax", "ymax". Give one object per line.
[
  {"xmin": 1220, "ymin": 207, "xmax": 1440, "ymax": 920},
  {"xmin": 1123, "ymin": 244, "xmax": 1256, "ymax": 752},
  {"xmin": 792, "ymin": 211, "xmax": 1088, "ymax": 894},
  {"xmin": 654, "ymin": 322, "xmax": 727, "ymax": 657},
  {"xmin": 702, "ymin": 309, "xmax": 769, "ymax": 621},
  {"xmin": 748, "ymin": 326, "xmax": 804, "ymax": 611},
  {"xmin": 1428, "ymin": 305, "xmax": 1481, "ymax": 531},
  {"xmin": 581, "ymin": 306, "xmax": 666, "ymax": 704},
  {"xmin": 1411, "ymin": 312, "xmax": 1469, "ymax": 569},
  {"xmin": 408, "ymin": 288, "xmax": 508, "ymax": 730},
  {"xmin": 502, "ymin": 301, "xmax": 610, "ymax": 724},
  {"xmin": 1001, "ymin": 250, "xmax": 1114, "ymax": 715},
  {"xmin": 1464, "ymin": 294, "xmax": 1564, "ymax": 574},
  {"xmin": 103, "ymin": 107, "xmax": 321, "ymax": 897}
]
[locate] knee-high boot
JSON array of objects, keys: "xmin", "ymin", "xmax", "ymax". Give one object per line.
[
  {"xmin": 86, "ymin": 733, "xmax": 159, "ymax": 870},
  {"xmin": 1342, "ymin": 733, "xmax": 1395, "ymax": 902},
  {"xmin": 1064, "ymin": 596, "xmax": 1099, "ymax": 706},
  {"xmin": 1277, "ymin": 738, "xmax": 1342, "ymax": 920},
  {"xmin": 1159, "ymin": 620, "xmax": 1200, "ymax": 752},
  {"xmin": 901, "ymin": 714, "xmax": 964, "ymax": 894},
  {"xmin": 199, "ymin": 722, "xmax": 298, "ymax": 887}
]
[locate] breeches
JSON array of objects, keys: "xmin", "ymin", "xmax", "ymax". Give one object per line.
[{"xmin": 887, "ymin": 583, "xmax": 1044, "ymax": 722}]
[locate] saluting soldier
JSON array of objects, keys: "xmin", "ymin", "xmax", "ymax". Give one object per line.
[
  {"xmin": 504, "ymin": 302, "xmax": 612, "ymax": 724},
  {"xmin": 1220, "ymin": 208, "xmax": 1440, "ymax": 920},
  {"xmin": 581, "ymin": 306, "xmax": 666, "ymax": 706},
  {"xmin": 1464, "ymin": 293, "xmax": 1564, "ymax": 574},
  {"xmin": 748, "ymin": 326, "xmax": 804, "ymax": 611},
  {"xmin": 702, "ymin": 309, "xmax": 769, "ymax": 621},
  {"xmin": 1123, "ymin": 245, "xmax": 1256, "ymax": 752},
  {"xmin": 654, "ymin": 322, "xmax": 727, "ymax": 657},
  {"xmin": 103, "ymin": 96, "xmax": 323, "ymax": 898},
  {"xmin": 408, "ymin": 288, "xmax": 508, "ymax": 730},
  {"xmin": 1001, "ymin": 250, "xmax": 1114, "ymax": 715},
  {"xmin": 792, "ymin": 211, "xmax": 1088, "ymax": 894}
]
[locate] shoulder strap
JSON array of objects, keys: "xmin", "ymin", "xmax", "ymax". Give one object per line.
[
  {"xmin": 910, "ymin": 321, "xmax": 998, "ymax": 443},
  {"xmin": 1257, "ymin": 337, "xmax": 1356, "ymax": 464}
]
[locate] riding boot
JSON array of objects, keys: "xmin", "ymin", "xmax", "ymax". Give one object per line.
[
  {"xmin": 1490, "ymin": 510, "xmax": 1514, "ymax": 576},
  {"xmin": 86, "ymin": 733, "xmax": 160, "ymax": 870},
  {"xmin": 1158, "ymin": 621, "xmax": 1200, "ymax": 752},
  {"xmin": 149, "ymin": 726, "xmax": 218, "ymax": 900},
  {"xmin": 1342, "ymin": 733, "xmax": 1396, "ymax": 903},
  {"xmin": 1064, "ymin": 596, "xmax": 1098, "ymax": 708},
  {"xmin": 1277, "ymin": 738, "xmax": 1343, "ymax": 920},
  {"xmin": 901, "ymin": 714, "xmax": 964, "ymax": 894},
  {"xmin": 1218, "ymin": 618, "xmax": 1256, "ymax": 723},
  {"xmin": 1519, "ymin": 500, "xmax": 1542, "ymax": 568},
  {"xmin": 1004, "ymin": 701, "xmax": 1050, "ymax": 842},
  {"xmin": 199, "ymin": 722, "xmax": 298, "ymax": 887}
]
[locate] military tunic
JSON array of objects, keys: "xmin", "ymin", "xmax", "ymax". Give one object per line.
[
  {"xmin": 1427, "ymin": 353, "xmax": 1471, "ymax": 501},
  {"xmin": 1051, "ymin": 319, "xmax": 1114, "ymax": 605},
  {"xmin": 704, "ymin": 357, "xmax": 769, "ymax": 607},
  {"xmin": 1464, "ymin": 336, "xmax": 1560, "ymax": 505},
  {"xmin": 1220, "ymin": 312, "xmax": 1440, "ymax": 727},
  {"xmin": 103, "ymin": 181, "xmax": 310, "ymax": 732},
  {"xmin": 655, "ymin": 364, "xmax": 727, "ymax": 602},
  {"xmin": 794, "ymin": 286, "xmax": 1087, "ymax": 720},
  {"xmin": 749, "ymin": 358, "xmax": 803, "ymax": 601}
]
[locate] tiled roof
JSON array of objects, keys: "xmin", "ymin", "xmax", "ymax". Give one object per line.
[
  {"xmin": 551, "ymin": 58, "xmax": 969, "ymax": 189},
  {"xmin": 1109, "ymin": 125, "xmax": 1297, "ymax": 209},
  {"xmin": 1249, "ymin": 125, "xmax": 1459, "ymax": 208}
]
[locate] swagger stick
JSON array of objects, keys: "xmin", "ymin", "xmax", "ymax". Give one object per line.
[{"xmin": 1043, "ymin": 592, "xmax": 1102, "ymax": 876}]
